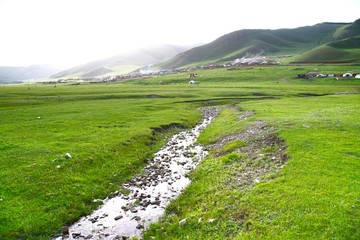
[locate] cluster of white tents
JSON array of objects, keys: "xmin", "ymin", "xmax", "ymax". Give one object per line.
[
  {"xmin": 343, "ymin": 73, "xmax": 360, "ymax": 78},
  {"xmin": 320, "ymin": 73, "xmax": 360, "ymax": 78}
]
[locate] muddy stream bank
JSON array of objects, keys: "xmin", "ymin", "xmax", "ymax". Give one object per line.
[{"xmin": 57, "ymin": 107, "xmax": 219, "ymax": 240}]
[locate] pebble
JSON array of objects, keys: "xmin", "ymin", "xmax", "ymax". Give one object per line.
[
  {"xmin": 61, "ymin": 226, "xmax": 69, "ymax": 236},
  {"xmin": 179, "ymin": 218, "xmax": 187, "ymax": 226},
  {"xmin": 72, "ymin": 232, "xmax": 81, "ymax": 238},
  {"xmin": 130, "ymin": 208, "xmax": 138, "ymax": 213}
]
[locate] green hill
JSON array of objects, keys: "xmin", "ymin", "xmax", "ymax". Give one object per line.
[
  {"xmin": 329, "ymin": 35, "xmax": 360, "ymax": 49},
  {"xmin": 51, "ymin": 44, "xmax": 191, "ymax": 79},
  {"xmin": 333, "ymin": 18, "xmax": 360, "ymax": 39},
  {"xmin": 290, "ymin": 35, "xmax": 360, "ymax": 63},
  {"xmin": 161, "ymin": 19, "xmax": 360, "ymax": 68}
]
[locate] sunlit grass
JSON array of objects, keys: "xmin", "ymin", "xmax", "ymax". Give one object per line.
[
  {"xmin": 144, "ymin": 94, "xmax": 360, "ymax": 240},
  {"xmin": 0, "ymin": 65, "xmax": 359, "ymax": 239}
]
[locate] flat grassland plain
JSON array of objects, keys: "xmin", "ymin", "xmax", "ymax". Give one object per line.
[{"xmin": 0, "ymin": 65, "xmax": 359, "ymax": 239}]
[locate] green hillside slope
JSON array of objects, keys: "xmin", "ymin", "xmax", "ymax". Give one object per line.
[
  {"xmin": 51, "ymin": 44, "xmax": 190, "ymax": 79},
  {"xmin": 333, "ymin": 18, "xmax": 360, "ymax": 39},
  {"xmin": 161, "ymin": 19, "xmax": 360, "ymax": 69},
  {"xmin": 291, "ymin": 35, "xmax": 360, "ymax": 63}
]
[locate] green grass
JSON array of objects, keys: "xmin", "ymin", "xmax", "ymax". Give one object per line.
[
  {"xmin": 144, "ymin": 94, "xmax": 360, "ymax": 240},
  {"xmin": 240, "ymin": 94, "xmax": 360, "ymax": 239},
  {"xmin": 0, "ymin": 84, "xmax": 202, "ymax": 239},
  {"xmin": 0, "ymin": 65, "xmax": 359, "ymax": 239}
]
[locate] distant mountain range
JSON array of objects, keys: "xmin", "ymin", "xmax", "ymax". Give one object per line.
[
  {"xmin": 50, "ymin": 44, "xmax": 193, "ymax": 79},
  {"xmin": 161, "ymin": 18, "xmax": 360, "ymax": 68},
  {"xmin": 0, "ymin": 65, "xmax": 64, "ymax": 83},
  {"xmin": 2, "ymin": 19, "xmax": 359, "ymax": 82}
]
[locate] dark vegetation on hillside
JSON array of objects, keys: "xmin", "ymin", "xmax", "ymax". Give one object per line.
[{"xmin": 329, "ymin": 36, "xmax": 360, "ymax": 48}]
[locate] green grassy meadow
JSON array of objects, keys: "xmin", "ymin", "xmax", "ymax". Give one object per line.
[{"xmin": 0, "ymin": 65, "xmax": 359, "ymax": 239}]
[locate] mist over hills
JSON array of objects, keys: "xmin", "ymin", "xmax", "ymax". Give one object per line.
[
  {"xmin": 2, "ymin": 18, "xmax": 359, "ymax": 82},
  {"xmin": 0, "ymin": 65, "xmax": 64, "ymax": 83},
  {"xmin": 56, "ymin": 19, "xmax": 359, "ymax": 80},
  {"xmin": 50, "ymin": 44, "xmax": 193, "ymax": 79}
]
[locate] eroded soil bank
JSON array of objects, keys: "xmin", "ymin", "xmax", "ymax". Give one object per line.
[
  {"xmin": 210, "ymin": 110, "xmax": 289, "ymax": 191},
  {"xmin": 56, "ymin": 107, "xmax": 219, "ymax": 240}
]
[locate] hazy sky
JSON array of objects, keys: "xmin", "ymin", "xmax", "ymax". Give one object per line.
[{"xmin": 0, "ymin": 0, "xmax": 359, "ymax": 67}]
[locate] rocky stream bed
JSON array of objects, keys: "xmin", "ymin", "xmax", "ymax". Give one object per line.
[{"xmin": 55, "ymin": 107, "xmax": 219, "ymax": 240}]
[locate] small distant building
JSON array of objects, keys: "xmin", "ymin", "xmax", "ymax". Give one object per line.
[
  {"xmin": 343, "ymin": 73, "xmax": 352, "ymax": 77},
  {"xmin": 189, "ymin": 80, "xmax": 199, "ymax": 84},
  {"xmin": 316, "ymin": 74, "xmax": 326, "ymax": 78}
]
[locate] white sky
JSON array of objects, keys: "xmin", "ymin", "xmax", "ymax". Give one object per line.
[{"xmin": 0, "ymin": 0, "xmax": 359, "ymax": 67}]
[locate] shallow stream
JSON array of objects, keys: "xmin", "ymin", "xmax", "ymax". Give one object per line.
[{"xmin": 60, "ymin": 107, "xmax": 218, "ymax": 239}]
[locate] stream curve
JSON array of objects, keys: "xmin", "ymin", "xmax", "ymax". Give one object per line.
[{"xmin": 59, "ymin": 107, "xmax": 218, "ymax": 240}]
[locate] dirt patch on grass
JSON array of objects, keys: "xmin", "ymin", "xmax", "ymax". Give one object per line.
[
  {"xmin": 236, "ymin": 110, "xmax": 256, "ymax": 121},
  {"xmin": 252, "ymin": 92, "xmax": 267, "ymax": 96},
  {"xmin": 223, "ymin": 104, "xmax": 256, "ymax": 121},
  {"xmin": 173, "ymin": 96, "xmax": 276, "ymax": 104},
  {"xmin": 334, "ymin": 89, "xmax": 359, "ymax": 95},
  {"xmin": 278, "ymin": 78, "xmax": 289, "ymax": 82},
  {"xmin": 146, "ymin": 94, "xmax": 166, "ymax": 98},
  {"xmin": 297, "ymin": 93, "xmax": 329, "ymax": 97},
  {"xmin": 209, "ymin": 120, "xmax": 288, "ymax": 190}
]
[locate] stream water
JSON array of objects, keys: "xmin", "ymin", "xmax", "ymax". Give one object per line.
[{"xmin": 59, "ymin": 107, "xmax": 218, "ymax": 240}]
